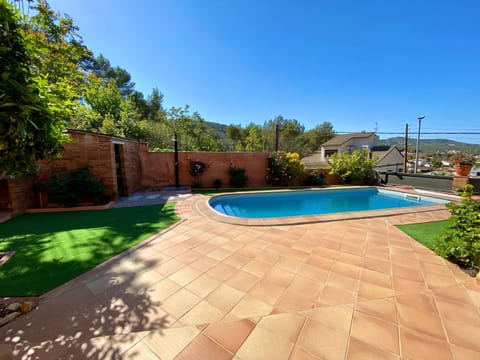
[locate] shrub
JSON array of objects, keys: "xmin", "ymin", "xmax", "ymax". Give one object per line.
[
  {"xmin": 229, "ymin": 166, "xmax": 248, "ymax": 188},
  {"xmin": 45, "ymin": 167, "xmax": 107, "ymax": 207},
  {"xmin": 190, "ymin": 159, "xmax": 209, "ymax": 187},
  {"xmin": 434, "ymin": 184, "xmax": 480, "ymax": 269},
  {"xmin": 213, "ymin": 178, "xmax": 222, "ymax": 189},
  {"xmin": 328, "ymin": 149, "xmax": 378, "ymax": 184},
  {"xmin": 266, "ymin": 152, "xmax": 305, "ymax": 186},
  {"xmin": 303, "ymin": 169, "xmax": 326, "ymax": 186}
]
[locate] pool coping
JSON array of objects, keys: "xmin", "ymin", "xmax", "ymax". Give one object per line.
[{"xmin": 195, "ymin": 186, "xmax": 456, "ymax": 226}]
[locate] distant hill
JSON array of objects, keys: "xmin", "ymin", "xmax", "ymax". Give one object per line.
[
  {"xmin": 377, "ymin": 137, "xmax": 480, "ymax": 154},
  {"xmin": 204, "ymin": 120, "xmax": 480, "ymax": 154}
]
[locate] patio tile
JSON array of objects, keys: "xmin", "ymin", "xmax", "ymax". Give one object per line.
[
  {"xmin": 168, "ymin": 266, "xmax": 202, "ymax": 287},
  {"xmin": 424, "ymin": 272, "xmax": 459, "ymax": 289},
  {"xmin": 357, "ymin": 281, "xmax": 395, "ymax": 300},
  {"xmin": 392, "ymin": 276, "xmax": 427, "ymax": 294},
  {"xmin": 179, "ymin": 300, "xmax": 225, "ymax": 325},
  {"xmin": 434, "ymin": 296, "xmax": 480, "ymax": 324},
  {"xmin": 395, "ymin": 292, "xmax": 438, "ymax": 314},
  {"xmin": 330, "ymin": 262, "xmax": 361, "ymax": 279},
  {"xmin": 363, "ymin": 257, "xmax": 391, "ymax": 274},
  {"xmin": 257, "ymin": 312, "xmax": 306, "ymax": 342},
  {"xmin": 451, "ymin": 344, "xmax": 480, "ymax": 360},
  {"xmin": 161, "ymin": 289, "xmax": 202, "ymax": 319},
  {"xmin": 296, "ymin": 263, "xmax": 329, "ymax": 282},
  {"xmin": 396, "ymin": 302, "xmax": 446, "ymax": 340},
  {"xmin": 185, "ymin": 273, "xmax": 221, "ymax": 298},
  {"xmin": 263, "ymin": 266, "xmax": 295, "ymax": 287},
  {"xmin": 391, "ymin": 263, "xmax": 425, "ymax": 282},
  {"xmin": 296, "ymin": 319, "xmax": 348, "ymax": 360},
  {"xmin": 230, "ymin": 295, "xmax": 273, "ymax": 318},
  {"xmin": 206, "ymin": 284, "xmax": 245, "ymax": 312},
  {"xmin": 235, "ymin": 325, "xmax": 294, "ymax": 360},
  {"xmin": 346, "ymin": 337, "xmax": 400, "ymax": 360},
  {"xmin": 248, "ymin": 280, "xmax": 285, "ymax": 305},
  {"xmin": 289, "ymin": 347, "xmax": 322, "ymax": 359},
  {"xmin": 442, "ymin": 318, "xmax": 480, "ymax": 351},
  {"xmin": 153, "ymin": 258, "xmax": 185, "ymax": 276},
  {"xmin": 432, "ymin": 284, "xmax": 474, "ymax": 304},
  {"xmin": 351, "ymin": 311, "xmax": 399, "ymax": 354},
  {"xmin": 86, "ymin": 333, "xmax": 143, "ymax": 357},
  {"xmin": 360, "ymin": 268, "xmax": 392, "ymax": 288},
  {"xmin": 208, "ymin": 247, "xmax": 233, "ymax": 261},
  {"xmin": 288, "ymin": 276, "xmax": 323, "ymax": 301},
  {"xmin": 206, "ymin": 262, "xmax": 238, "ymax": 281},
  {"xmin": 223, "ymin": 253, "xmax": 250, "ymax": 268},
  {"xmin": 275, "ymin": 291, "xmax": 316, "ymax": 312},
  {"xmin": 189, "ymin": 256, "xmax": 218, "ymax": 272},
  {"xmin": 225, "ymin": 270, "xmax": 260, "ymax": 292},
  {"xmin": 399, "ymin": 327, "xmax": 453, "ymax": 360},
  {"xmin": 175, "ymin": 250, "xmax": 203, "ymax": 265},
  {"xmin": 204, "ymin": 319, "xmax": 255, "ymax": 353},
  {"xmin": 175, "ymin": 334, "xmax": 232, "ymax": 360},
  {"xmin": 317, "ymin": 285, "xmax": 356, "ymax": 306},
  {"xmin": 309, "ymin": 305, "xmax": 353, "ymax": 334},
  {"xmin": 355, "ymin": 298, "xmax": 396, "ymax": 323},
  {"xmin": 146, "ymin": 278, "xmax": 181, "ymax": 303},
  {"xmin": 141, "ymin": 326, "xmax": 200, "ymax": 359},
  {"xmin": 306, "ymin": 254, "xmax": 334, "ymax": 270},
  {"xmin": 119, "ymin": 340, "xmax": 161, "ymax": 360},
  {"xmin": 242, "ymin": 259, "xmax": 271, "ymax": 277}
]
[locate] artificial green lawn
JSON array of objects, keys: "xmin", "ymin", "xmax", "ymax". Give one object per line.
[
  {"xmin": 396, "ymin": 220, "xmax": 451, "ymax": 250},
  {"xmin": 0, "ymin": 204, "xmax": 179, "ymax": 296}
]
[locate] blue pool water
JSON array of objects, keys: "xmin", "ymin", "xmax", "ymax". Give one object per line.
[{"xmin": 208, "ymin": 188, "xmax": 447, "ymax": 219}]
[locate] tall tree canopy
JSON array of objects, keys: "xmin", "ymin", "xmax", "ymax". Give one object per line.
[
  {"xmin": 1, "ymin": 0, "xmax": 336, "ymax": 174},
  {"xmin": 0, "ymin": 0, "xmax": 69, "ymax": 175}
]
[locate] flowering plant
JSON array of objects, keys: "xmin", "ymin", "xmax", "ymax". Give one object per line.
[{"xmin": 190, "ymin": 160, "xmax": 209, "ymax": 177}]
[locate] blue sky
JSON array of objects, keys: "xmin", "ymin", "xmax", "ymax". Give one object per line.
[{"xmin": 48, "ymin": 0, "xmax": 480, "ymax": 143}]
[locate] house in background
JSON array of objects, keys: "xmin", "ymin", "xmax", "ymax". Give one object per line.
[
  {"xmin": 302, "ymin": 132, "xmax": 378, "ymax": 168},
  {"xmin": 370, "ymin": 145, "xmax": 405, "ymax": 173},
  {"xmin": 301, "ymin": 132, "xmax": 404, "ymax": 172}
]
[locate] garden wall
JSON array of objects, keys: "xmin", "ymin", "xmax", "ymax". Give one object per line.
[
  {"xmin": 41, "ymin": 130, "xmax": 143, "ymax": 197},
  {"xmin": 381, "ymin": 172, "xmax": 454, "ymax": 192},
  {"xmin": 140, "ymin": 151, "xmax": 270, "ymax": 188}
]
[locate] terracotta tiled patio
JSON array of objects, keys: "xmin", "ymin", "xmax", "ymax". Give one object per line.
[{"xmin": 1, "ymin": 194, "xmax": 480, "ymax": 359}]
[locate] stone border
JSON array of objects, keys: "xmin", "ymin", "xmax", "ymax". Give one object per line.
[
  {"xmin": 25, "ymin": 201, "xmax": 116, "ymax": 214},
  {"xmin": 195, "ymin": 186, "xmax": 454, "ymax": 226}
]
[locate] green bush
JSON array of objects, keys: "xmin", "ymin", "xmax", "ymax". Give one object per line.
[
  {"xmin": 434, "ymin": 184, "xmax": 480, "ymax": 269},
  {"xmin": 229, "ymin": 166, "xmax": 248, "ymax": 188},
  {"xmin": 46, "ymin": 167, "xmax": 107, "ymax": 207},
  {"xmin": 303, "ymin": 169, "xmax": 326, "ymax": 186},
  {"xmin": 266, "ymin": 152, "xmax": 305, "ymax": 186},
  {"xmin": 328, "ymin": 149, "xmax": 378, "ymax": 184}
]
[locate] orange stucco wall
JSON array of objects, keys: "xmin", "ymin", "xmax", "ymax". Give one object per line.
[{"xmin": 140, "ymin": 151, "xmax": 270, "ymax": 188}]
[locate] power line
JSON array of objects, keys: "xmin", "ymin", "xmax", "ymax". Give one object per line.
[{"xmin": 337, "ymin": 131, "xmax": 480, "ymax": 135}]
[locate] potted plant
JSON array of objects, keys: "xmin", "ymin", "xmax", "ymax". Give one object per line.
[{"xmin": 451, "ymin": 152, "xmax": 475, "ymax": 176}]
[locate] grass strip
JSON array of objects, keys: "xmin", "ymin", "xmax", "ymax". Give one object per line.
[
  {"xmin": 0, "ymin": 203, "xmax": 178, "ymax": 296},
  {"xmin": 396, "ymin": 220, "xmax": 450, "ymax": 250}
]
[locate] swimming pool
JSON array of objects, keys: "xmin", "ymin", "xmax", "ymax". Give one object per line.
[{"xmin": 208, "ymin": 187, "xmax": 448, "ymax": 219}]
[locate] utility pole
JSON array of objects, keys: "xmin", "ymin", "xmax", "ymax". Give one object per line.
[
  {"xmin": 414, "ymin": 115, "xmax": 425, "ymax": 174},
  {"xmin": 403, "ymin": 123, "xmax": 408, "ymax": 173},
  {"xmin": 173, "ymin": 133, "xmax": 179, "ymax": 188}
]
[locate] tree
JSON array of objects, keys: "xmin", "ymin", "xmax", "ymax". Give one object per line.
[
  {"xmin": 328, "ymin": 149, "xmax": 378, "ymax": 184},
  {"xmin": 86, "ymin": 54, "xmax": 135, "ymax": 97},
  {"xmin": 0, "ymin": 0, "xmax": 69, "ymax": 175},
  {"xmin": 244, "ymin": 124, "xmax": 265, "ymax": 152},
  {"xmin": 24, "ymin": 1, "xmax": 92, "ymax": 127}
]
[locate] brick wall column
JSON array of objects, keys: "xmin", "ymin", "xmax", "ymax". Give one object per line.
[{"xmin": 452, "ymin": 175, "xmax": 470, "ymax": 192}]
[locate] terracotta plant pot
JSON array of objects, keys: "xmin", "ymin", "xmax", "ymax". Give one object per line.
[{"xmin": 454, "ymin": 164, "xmax": 472, "ymax": 176}]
